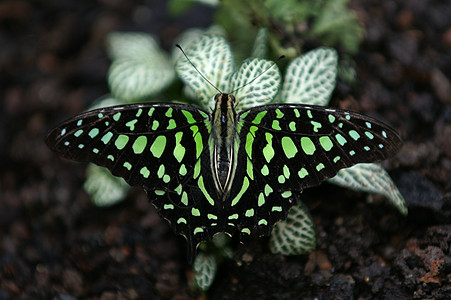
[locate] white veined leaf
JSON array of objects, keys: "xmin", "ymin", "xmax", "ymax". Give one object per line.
[
  {"xmin": 84, "ymin": 164, "xmax": 130, "ymax": 207},
  {"xmin": 281, "ymin": 47, "xmax": 337, "ymax": 106},
  {"xmin": 107, "ymin": 32, "xmax": 175, "ymax": 102},
  {"xmin": 327, "ymin": 163, "xmax": 408, "ymax": 215},
  {"xmin": 251, "ymin": 27, "xmax": 269, "ymax": 58},
  {"xmin": 193, "ymin": 252, "xmax": 217, "ymax": 291},
  {"xmin": 171, "ymin": 25, "xmax": 226, "ymax": 63},
  {"xmin": 230, "ymin": 58, "xmax": 281, "ymax": 111},
  {"xmin": 175, "ymin": 34, "xmax": 234, "ymax": 109},
  {"xmin": 270, "ymin": 201, "xmax": 316, "ymax": 255}
]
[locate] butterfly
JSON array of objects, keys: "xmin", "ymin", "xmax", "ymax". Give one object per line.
[{"xmin": 46, "ymin": 90, "xmax": 402, "ymax": 262}]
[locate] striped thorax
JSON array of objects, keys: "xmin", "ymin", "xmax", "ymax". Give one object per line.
[{"xmin": 210, "ymin": 93, "xmax": 238, "ymax": 197}]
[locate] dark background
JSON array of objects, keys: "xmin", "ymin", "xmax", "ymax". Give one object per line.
[{"xmin": 0, "ymin": 0, "xmax": 450, "ymax": 299}]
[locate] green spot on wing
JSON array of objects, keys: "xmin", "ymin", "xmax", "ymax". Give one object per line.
[
  {"xmin": 167, "ymin": 119, "xmax": 177, "ymax": 129},
  {"xmin": 140, "ymin": 166, "xmax": 150, "ymax": 178},
  {"xmin": 252, "ymin": 111, "xmax": 267, "ymax": 124},
  {"xmin": 261, "ymin": 165, "xmax": 269, "ymax": 176},
  {"xmin": 258, "ymin": 193, "xmax": 265, "ymax": 206},
  {"xmin": 264, "ymin": 184, "xmax": 273, "ymax": 196},
  {"xmin": 150, "ymin": 135, "xmax": 166, "ymax": 158},
  {"xmin": 74, "ymin": 129, "xmax": 83, "ymax": 137},
  {"xmin": 126, "ymin": 119, "xmax": 138, "ymax": 131},
  {"xmin": 298, "ymin": 168, "xmax": 308, "ymax": 178},
  {"xmin": 365, "ymin": 131, "xmax": 374, "ymax": 139},
  {"xmin": 319, "ymin": 136, "xmax": 333, "ymax": 151},
  {"xmin": 173, "ymin": 131, "xmax": 186, "ymax": 163},
  {"xmin": 152, "ymin": 120, "xmax": 159, "ymax": 130},
  {"xmin": 282, "ymin": 136, "xmax": 298, "ymax": 159},
  {"xmin": 88, "ymin": 128, "xmax": 99, "ymax": 138},
  {"xmin": 301, "ymin": 137, "xmax": 316, "ymax": 155},
  {"xmin": 335, "ymin": 133, "xmax": 347, "ymax": 146},
  {"xmin": 245, "ymin": 208, "xmax": 255, "ymax": 217},
  {"xmin": 115, "ymin": 134, "xmax": 129, "ymax": 150},
  {"xmin": 132, "ymin": 136, "xmax": 147, "ymax": 154},
  {"xmin": 231, "ymin": 177, "xmax": 250, "ymax": 206},
  {"xmin": 182, "ymin": 110, "xmax": 196, "ymax": 124},
  {"xmin": 263, "ymin": 132, "xmax": 275, "ymax": 162},
  {"xmin": 123, "ymin": 162, "xmax": 132, "ymax": 170},
  {"xmin": 310, "ymin": 120, "xmax": 322, "ymax": 132},
  {"xmin": 272, "ymin": 120, "xmax": 281, "ymax": 130},
  {"xmin": 198, "ymin": 176, "xmax": 215, "ymax": 206},
  {"xmin": 349, "ymin": 130, "xmax": 360, "ymax": 140},
  {"xmin": 113, "ymin": 112, "xmax": 121, "ymax": 121},
  {"xmin": 157, "ymin": 164, "xmax": 165, "ymax": 178},
  {"xmin": 101, "ymin": 132, "xmax": 113, "ymax": 144}
]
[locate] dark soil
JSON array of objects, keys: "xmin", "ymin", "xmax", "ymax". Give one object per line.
[{"xmin": 1, "ymin": 0, "xmax": 450, "ymax": 299}]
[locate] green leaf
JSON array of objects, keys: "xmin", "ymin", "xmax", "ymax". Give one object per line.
[
  {"xmin": 230, "ymin": 58, "xmax": 281, "ymax": 111},
  {"xmin": 328, "ymin": 163, "xmax": 408, "ymax": 215},
  {"xmin": 270, "ymin": 201, "xmax": 316, "ymax": 255},
  {"xmin": 193, "ymin": 252, "xmax": 217, "ymax": 291},
  {"xmin": 281, "ymin": 47, "xmax": 337, "ymax": 106},
  {"xmin": 175, "ymin": 34, "xmax": 234, "ymax": 109},
  {"xmin": 107, "ymin": 32, "xmax": 175, "ymax": 101},
  {"xmin": 84, "ymin": 164, "xmax": 130, "ymax": 207},
  {"xmin": 171, "ymin": 26, "xmax": 226, "ymax": 64},
  {"xmin": 251, "ymin": 27, "xmax": 269, "ymax": 58}
]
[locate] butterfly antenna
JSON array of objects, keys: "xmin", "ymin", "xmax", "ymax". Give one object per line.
[
  {"xmin": 176, "ymin": 44, "xmax": 222, "ymax": 94},
  {"xmin": 231, "ymin": 55, "xmax": 285, "ymax": 95}
]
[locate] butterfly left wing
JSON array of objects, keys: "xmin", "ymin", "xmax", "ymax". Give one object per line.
[
  {"xmin": 46, "ymin": 103, "xmax": 222, "ymax": 261},
  {"xmin": 223, "ymin": 104, "xmax": 402, "ymax": 239}
]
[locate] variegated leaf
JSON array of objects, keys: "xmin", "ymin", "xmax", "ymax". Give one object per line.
[
  {"xmin": 107, "ymin": 32, "xmax": 175, "ymax": 101},
  {"xmin": 281, "ymin": 47, "xmax": 337, "ymax": 106},
  {"xmin": 328, "ymin": 163, "xmax": 408, "ymax": 215},
  {"xmin": 171, "ymin": 25, "xmax": 226, "ymax": 64},
  {"xmin": 175, "ymin": 34, "xmax": 234, "ymax": 109},
  {"xmin": 84, "ymin": 164, "xmax": 130, "ymax": 207},
  {"xmin": 270, "ymin": 201, "xmax": 316, "ymax": 255},
  {"xmin": 230, "ymin": 58, "xmax": 281, "ymax": 111},
  {"xmin": 193, "ymin": 252, "xmax": 217, "ymax": 291}
]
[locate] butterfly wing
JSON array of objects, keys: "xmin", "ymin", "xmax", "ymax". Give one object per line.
[
  {"xmin": 46, "ymin": 103, "xmax": 221, "ymax": 260},
  {"xmin": 224, "ymin": 104, "xmax": 402, "ymax": 239}
]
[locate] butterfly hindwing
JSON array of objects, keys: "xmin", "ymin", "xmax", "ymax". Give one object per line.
[
  {"xmin": 224, "ymin": 103, "xmax": 402, "ymax": 239},
  {"xmin": 45, "ymin": 103, "xmax": 221, "ymax": 259}
]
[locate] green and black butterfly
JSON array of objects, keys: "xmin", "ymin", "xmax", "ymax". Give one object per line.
[{"xmin": 46, "ymin": 92, "xmax": 402, "ymax": 261}]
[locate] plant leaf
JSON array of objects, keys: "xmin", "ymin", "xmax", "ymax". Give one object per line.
[
  {"xmin": 281, "ymin": 47, "xmax": 337, "ymax": 106},
  {"xmin": 251, "ymin": 27, "xmax": 269, "ymax": 58},
  {"xmin": 270, "ymin": 201, "xmax": 316, "ymax": 255},
  {"xmin": 193, "ymin": 252, "xmax": 217, "ymax": 291},
  {"xmin": 175, "ymin": 34, "xmax": 234, "ymax": 109},
  {"xmin": 84, "ymin": 164, "xmax": 130, "ymax": 207},
  {"xmin": 107, "ymin": 32, "xmax": 175, "ymax": 101},
  {"xmin": 171, "ymin": 26, "xmax": 226, "ymax": 63},
  {"xmin": 230, "ymin": 58, "xmax": 281, "ymax": 111},
  {"xmin": 327, "ymin": 163, "xmax": 408, "ymax": 215}
]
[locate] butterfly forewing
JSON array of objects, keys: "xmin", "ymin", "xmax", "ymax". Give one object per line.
[
  {"xmin": 224, "ymin": 104, "xmax": 402, "ymax": 240},
  {"xmin": 45, "ymin": 103, "xmax": 221, "ymax": 258}
]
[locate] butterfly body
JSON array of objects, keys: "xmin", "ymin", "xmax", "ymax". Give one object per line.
[{"xmin": 46, "ymin": 93, "xmax": 402, "ymax": 261}]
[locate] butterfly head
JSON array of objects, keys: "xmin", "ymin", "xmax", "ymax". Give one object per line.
[{"xmin": 214, "ymin": 93, "xmax": 236, "ymax": 110}]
